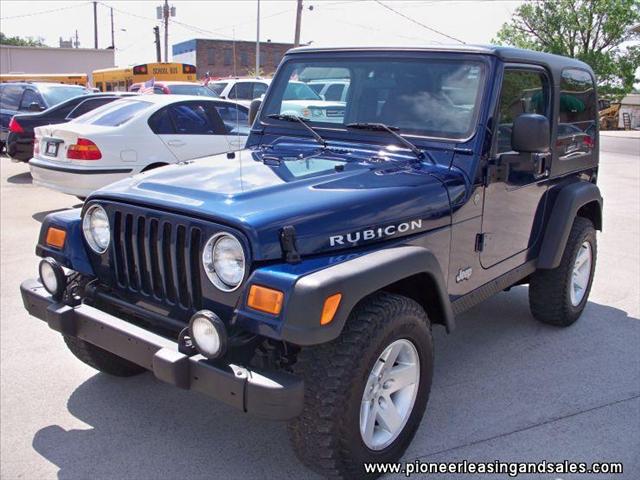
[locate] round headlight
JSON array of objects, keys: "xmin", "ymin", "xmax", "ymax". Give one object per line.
[
  {"xmin": 189, "ymin": 310, "xmax": 227, "ymax": 359},
  {"xmin": 202, "ymin": 233, "xmax": 245, "ymax": 291},
  {"xmin": 82, "ymin": 204, "xmax": 110, "ymax": 254}
]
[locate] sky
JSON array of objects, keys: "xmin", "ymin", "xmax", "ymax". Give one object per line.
[{"xmin": 0, "ymin": 0, "xmax": 526, "ymax": 67}]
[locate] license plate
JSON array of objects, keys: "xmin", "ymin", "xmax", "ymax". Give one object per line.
[{"xmin": 45, "ymin": 141, "xmax": 59, "ymax": 156}]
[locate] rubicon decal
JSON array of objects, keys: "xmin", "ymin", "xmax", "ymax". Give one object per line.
[{"xmin": 329, "ymin": 220, "xmax": 423, "ymax": 247}]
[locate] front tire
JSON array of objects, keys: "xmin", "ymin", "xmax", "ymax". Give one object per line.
[
  {"xmin": 529, "ymin": 216, "xmax": 597, "ymax": 326},
  {"xmin": 288, "ymin": 292, "xmax": 433, "ymax": 478},
  {"xmin": 63, "ymin": 336, "xmax": 146, "ymax": 377}
]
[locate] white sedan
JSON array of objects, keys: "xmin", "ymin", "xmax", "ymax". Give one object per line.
[{"xmin": 29, "ymin": 95, "xmax": 249, "ymax": 197}]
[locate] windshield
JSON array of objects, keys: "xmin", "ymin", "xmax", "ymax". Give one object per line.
[
  {"xmin": 169, "ymin": 84, "xmax": 218, "ymax": 96},
  {"xmin": 262, "ymin": 56, "xmax": 486, "ymax": 139},
  {"xmin": 209, "ymin": 82, "xmax": 227, "ymax": 96},
  {"xmin": 73, "ymin": 99, "xmax": 152, "ymax": 126},
  {"xmin": 40, "ymin": 85, "xmax": 89, "ymax": 106}
]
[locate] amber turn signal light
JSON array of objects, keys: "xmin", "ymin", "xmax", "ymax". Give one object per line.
[
  {"xmin": 321, "ymin": 293, "xmax": 342, "ymax": 325},
  {"xmin": 247, "ymin": 285, "xmax": 284, "ymax": 315},
  {"xmin": 46, "ymin": 227, "xmax": 66, "ymax": 249}
]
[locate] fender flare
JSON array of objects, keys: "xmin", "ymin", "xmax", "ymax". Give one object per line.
[
  {"xmin": 537, "ymin": 181, "xmax": 603, "ymax": 269},
  {"xmin": 280, "ymin": 245, "xmax": 453, "ymax": 346}
]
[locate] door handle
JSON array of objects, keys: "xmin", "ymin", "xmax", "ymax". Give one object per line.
[
  {"xmin": 167, "ymin": 140, "xmax": 186, "ymax": 147},
  {"xmin": 532, "ymin": 152, "xmax": 550, "ymax": 179}
]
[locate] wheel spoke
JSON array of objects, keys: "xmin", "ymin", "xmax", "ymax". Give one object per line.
[
  {"xmin": 377, "ymin": 396, "xmax": 403, "ymax": 434},
  {"xmin": 361, "ymin": 401, "xmax": 378, "ymax": 442},
  {"xmin": 382, "ymin": 341, "xmax": 403, "ymax": 368},
  {"xmin": 386, "ymin": 363, "xmax": 418, "ymax": 393}
]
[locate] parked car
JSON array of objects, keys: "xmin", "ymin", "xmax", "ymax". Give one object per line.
[
  {"xmin": 7, "ymin": 92, "xmax": 137, "ymax": 162},
  {"xmin": 129, "ymin": 81, "xmax": 217, "ymax": 96},
  {"xmin": 307, "ymin": 78, "xmax": 350, "ymax": 102},
  {"xmin": 0, "ymin": 82, "xmax": 89, "ymax": 152},
  {"xmin": 29, "ymin": 95, "xmax": 249, "ymax": 197},
  {"xmin": 207, "ymin": 78, "xmax": 270, "ymax": 105},
  {"xmin": 279, "ymin": 81, "xmax": 346, "ymax": 123},
  {"xmin": 21, "ymin": 46, "xmax": 602, "ymax": 478}
]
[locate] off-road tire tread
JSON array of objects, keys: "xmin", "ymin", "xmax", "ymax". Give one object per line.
[
  {"xmin": 63, "ymin": 335, "xmax": 146, "ymax": 377},
  {"xmin": 529, "ymin": 216, "xmax": 596, "ymax": 326},
  {"xmin": 288, "ymin": 292, "xmax": 432, "ymax": 479}
]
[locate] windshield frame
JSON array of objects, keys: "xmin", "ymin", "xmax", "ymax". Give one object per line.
[{"xmin": 259, "ymin": 52, "xmax": 491, "ymax": 144}]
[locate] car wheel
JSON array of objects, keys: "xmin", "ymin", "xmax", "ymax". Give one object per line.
[
  {"xmin": 288, "ymin": 292, "xmax": 433, "ymax": 478},
  {"xmin": 529, "ymin": 216, "xmax": 597, "ymax": 326}
]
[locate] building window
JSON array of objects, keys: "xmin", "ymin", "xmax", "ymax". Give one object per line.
[
  {"xmin": 207, "ymin": 48, "xmax": 215, "ymax": 65},
  {"xmin": 240, "ymin": 50, "xmax": 249, "ymax": 66},
  {"xmin": 223, "ymin": 49, "xmax": 232, "ymax": 66}
]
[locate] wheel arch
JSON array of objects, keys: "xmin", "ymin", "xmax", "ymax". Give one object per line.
[
  {"xmin": 537, "ymin": 181, "xmax": 603, "ymax": 269},
  {"xmin": 278, "ymin": 246, "xmax": 454, "ymax": 346}
]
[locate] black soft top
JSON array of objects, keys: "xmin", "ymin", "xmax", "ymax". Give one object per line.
[{"xmin": 286, "ymin": 45, "xmax": 594, "ymax": 80}]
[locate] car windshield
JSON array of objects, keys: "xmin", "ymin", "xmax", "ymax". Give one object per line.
[
  {"xmin": 283, "ymin": 82, "xmax": 321, "ymax": 101},
  {"xmin": 262, "ymin": 56, "xmax": 486, "ymax": 139},
  {"xmin": 169, "ymin": 84, "xmax": 218, "ymax": 96},
  {"xmin": 39, "ymin": 85, "xmax": 89, "ymax": 106},
  {"xmin": 209, "ymin": 82, "xmax": 227, "ymax": 96},
  {"xmin": 73, "ymin": 99, "xmax": 152, "ymax": 126}
]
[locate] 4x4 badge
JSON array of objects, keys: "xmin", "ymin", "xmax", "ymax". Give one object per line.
[{"xmin": 456, "ymin": 267, "xmax": 473, "ymax": 283}]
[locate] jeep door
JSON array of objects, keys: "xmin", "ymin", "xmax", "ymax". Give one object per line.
[
  {"xmin": 153, "ymin": 101, "xmax": 231, "ymax": 161},
  {"xmin": 480, "ymin": 66, "xmax": 551, "ymax": 268}
]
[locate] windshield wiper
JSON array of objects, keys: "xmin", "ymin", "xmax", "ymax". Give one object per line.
[
  {"xmin": 267, "ymin": 114, "xmax": 327, "ymax": 149},
  {"xmin": 346, "ymin": 122, "xmax": 431, "ymax": 163}
]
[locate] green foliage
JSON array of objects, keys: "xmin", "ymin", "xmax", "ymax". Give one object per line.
[
  {"xmin": 494, "ymin": 0, "xmax": 640, "ymax": 99},
  {"xmin": 0, "ymin": 32, "xmax": 45, "ymax": 47}
]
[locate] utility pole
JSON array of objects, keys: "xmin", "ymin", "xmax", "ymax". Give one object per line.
[
  {"xmin": 163, "ymin": 0, "xmax": 169, "ymax": 62},
  {"xmin": 75, "ymin": 30, "xmax": 79, "ymax": 48},
  {"xmin": 93, "ymin": 1, "xmax": 98, "ymax": 49},
  {"xmin": 255, "ymin": 0, "xmax": 260, "ymax": 76},
  {"xmin": 153, "ymin": 26, "xmax": 161, "ymax": 63},
  {"xmin": 110, "ymin": 7, "xmax": 115, "ymax": 49},
  {"xmin": 294, "ymin": 0, "xmax": 303, "ymax": 47}
]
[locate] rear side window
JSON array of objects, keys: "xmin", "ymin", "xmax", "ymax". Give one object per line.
[
  {"xmin": 74, "ymin": 100, "xmax": 151, "ymax": 126},
  {"xmin": 559, "ymin": 69, "xmax": 597, "ymax": 135},
  {"xmin": 0, "ymin": 85, "xmax": 24, "ymax": 110},
  {"xmin": 148, "ymin": 108, "xmax": 175, "ymax": 134},
  {"xmin": 19, "ymin": 89, "xmax": 43, "ymax": 110},
  {"xmin": 168, "ymin": 103, "xmax": 224, "ymax": 134},
  {"xmin": 67, "ymin": 97, "xmax": 117, "ymax": 119}
]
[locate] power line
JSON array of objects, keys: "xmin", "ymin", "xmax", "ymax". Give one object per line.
[
  {"xmin": 0, "ymin": 2, "xmax": 91, "ymax": 20},
  {"xmin": 373, "ymin": 0, "xmax": 465, "ymax": 44}
]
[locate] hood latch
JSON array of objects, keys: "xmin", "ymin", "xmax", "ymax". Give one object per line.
[{"xmin": 280, "ymin": 225, "xmax": 301, "ymax": 264}]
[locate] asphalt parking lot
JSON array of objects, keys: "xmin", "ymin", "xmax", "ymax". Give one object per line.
[{"xmin": 1, "ymin": 135, "xmax": 638, "ymax": 479}]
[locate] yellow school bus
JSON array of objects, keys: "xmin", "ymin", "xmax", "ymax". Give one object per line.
[
  {"xmin": 92, "ymin": 62, "xmax": 197, "ymax": 92},
  {"xmin": 0, "ymin": 73, "xmax": 88, "ymax": 86}
]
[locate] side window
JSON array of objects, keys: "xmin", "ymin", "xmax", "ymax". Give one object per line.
[
  {"xmin": 557, "ymin": 68, "xmax": 596, "ymax": 158},
  {"xmin": 168, "ymin": 103, "xmax": 218, "ymax": 135},
  {"xmin": 228, "ymin": 83, "xmax": 253, "ymax": 100},
  {"xmin": 253, "ymin": 82, "xmax": 268, "ymax": 99},
  {"xmin": 496, "ymin": 69, "xmax": 549, "ymax": 154},
  {"xmin": 19, "ymin": 89, "xmax": 42, "ymax": 110},
  {"xmin": 153, "ymin": 86, "xmax": 166, "ymax": 94},
  {"xmin": 324, "ymin": 84, "xmax": 344, "ymax": 101},
  {"xmin": 0, "ymin": 85, "xmax": 24, "ymax": 110},
  {"xmin": 67, "ymin": 98, "xmax": 115, "ymax": 119},
  {"xmin": 148, "ymin": 107, "xmax": 175, "ymax": 134},
  {"xmin": 105, "ymin": 83, "xmax": 113, "ymax": 92},
  {"xmin": 96, "ymin": 82, "xmax": 103, "ymax": 92}
]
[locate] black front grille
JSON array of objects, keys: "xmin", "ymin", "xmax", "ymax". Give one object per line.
[{"xmin": 111, "ymin": 210, "xmax": 203, "ymax": 311}]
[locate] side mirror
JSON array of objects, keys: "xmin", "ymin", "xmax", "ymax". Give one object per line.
[
  {"xmin": 248, "ymin": 98, "xmax": 262, "ymax": 127},
  {"xmin": 511, "ymin": 113, "xmax": 550, "ymax": 153},
  {"xmin": 29, "ymin": 102, "xmax": 44, "ymax": 112}
]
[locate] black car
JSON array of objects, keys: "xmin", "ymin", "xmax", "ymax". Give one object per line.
[
  {"xmin": 0, "ymin": 82, "xmax": 90, "ymax": 153},
  {"xmin": 6, "ymin": 92, "xmax": 136, "ymax": 162}
]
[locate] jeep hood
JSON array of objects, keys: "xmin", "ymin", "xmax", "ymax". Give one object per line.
[{"xmin": 91, "ymin": 142, "xmax": 458, "ymax": 261}]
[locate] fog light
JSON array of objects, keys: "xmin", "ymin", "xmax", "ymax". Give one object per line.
[
  {"xmin": 39, "ymin": 257, "xmax": 67, "ymax": 300},
  {"xmin": 188, "ymin": 310, "xmax": 227, "ymax": 359}
]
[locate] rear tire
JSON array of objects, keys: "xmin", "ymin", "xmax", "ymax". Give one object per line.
[
  {"xmin": 529, "ymin": 216, "xmax": 597, "ymax": 326},
  {"xmin": 63, "ymin": 335, "xmax": 146, "ymax": 377},
  {"xmin": 288, "ymin": 292, "xmax": 433, "ymax": 479}
]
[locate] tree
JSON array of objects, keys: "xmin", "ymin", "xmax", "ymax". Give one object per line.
[
  {"xmin": 494, "ymin": 0, "xmax": 640, "ymax": 98},
  {"xmin": 0, "ymin": 32, "xmax": 45, "ymax": 47}
]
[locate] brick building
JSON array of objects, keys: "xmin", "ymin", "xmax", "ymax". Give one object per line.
[{"xmin": 172, "ymin": 38, "xmax": 293, "ymax": 78}]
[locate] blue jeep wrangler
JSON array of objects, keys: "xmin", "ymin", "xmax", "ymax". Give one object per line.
[{"xmin": 21, "ymin": 46, "xmax": 602, "ymax": 478}]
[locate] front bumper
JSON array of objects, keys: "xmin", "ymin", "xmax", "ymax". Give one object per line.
[{"xmin": 20, "ymin": 278, "xmax": 304, "ymax": 421}]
